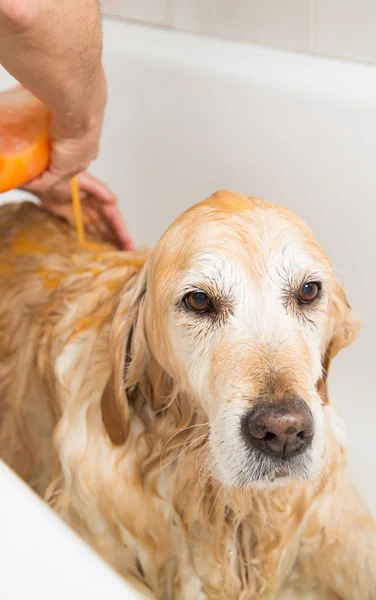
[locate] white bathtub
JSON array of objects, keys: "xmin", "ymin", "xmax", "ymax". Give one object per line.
[{"xmin": 1, "ymin": 17, "xmax": 376, "ymax": 598}]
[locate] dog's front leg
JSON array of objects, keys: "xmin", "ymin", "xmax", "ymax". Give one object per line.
[{"xmin": 298, "ymin": 480, "xmax": 376, "ymax": 600}]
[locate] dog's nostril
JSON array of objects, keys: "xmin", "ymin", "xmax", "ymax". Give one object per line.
[
  {"xmin": 297, "ymin": 429, "xmax": 313, "ymax": 440},
  {"xmin": 242, "ymin": 397, "xmax": 314, "ymax": 459}
]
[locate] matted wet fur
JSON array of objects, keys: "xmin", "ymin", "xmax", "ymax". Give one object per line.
[{"xmin": 0, "ymin": 192, "xmax": 375, "ymax": 600}]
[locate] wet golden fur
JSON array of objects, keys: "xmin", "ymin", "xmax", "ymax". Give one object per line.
[{"xmin": 0, "ymin": 192, "xmax": 375, "ymax": 599}]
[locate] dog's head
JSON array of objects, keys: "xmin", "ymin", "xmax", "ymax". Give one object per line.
[{"xmin": 108, "ymin": 191, "xmax": 360, "ymax": 489}]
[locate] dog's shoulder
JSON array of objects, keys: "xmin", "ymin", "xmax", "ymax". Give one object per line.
[
  {"xmin": 0, "ymin": 199, "xmax": 147, "ymax": 392},
  {"xmin": 0, "ymin": 200, "xmax": 147, "ymax": 302}
]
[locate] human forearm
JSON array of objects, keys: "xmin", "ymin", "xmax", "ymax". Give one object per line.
[
  {"xmin": 0, "ymin": 0, "xmax": 132, "ymax": 248},
  {"xmin": 0, "ymin": 0, "xmax": 106, "ymax": 138}
]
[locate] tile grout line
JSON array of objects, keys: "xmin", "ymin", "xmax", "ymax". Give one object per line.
[{"xmin": 309, "ymin": 0, "xmax": 317, "ymax": 54}]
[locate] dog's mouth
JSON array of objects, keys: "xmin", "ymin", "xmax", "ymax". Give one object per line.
[
  {"xmin": 264, "ymin": 462, "xmax": 292, "ymax": 483},
  {"xmin": 271, "ymin": 464, "xmax": 290, "ymax": 478},
  {"xmin": 238, "ymin": 449, "xmax": 316, "ymax": 488}
]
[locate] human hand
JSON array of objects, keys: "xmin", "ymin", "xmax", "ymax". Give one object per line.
[
  {"xmin": 25, "ymin": 69, "xmax": 108, "ymax": 191},
  {"xmin": 23, "ymin": 171, "xmax": 134, "ymax": 251}
]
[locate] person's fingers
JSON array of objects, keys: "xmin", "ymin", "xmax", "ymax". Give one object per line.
[
  {"xmin": 42, "ymin": 196, "xmax": 134, "ymax": 250},
  {"xmin": 39, "ymin": 200, "xmax": 73, "ymax": 221},
  {"xmin": 78, "ymin": 173, "xmax": 135, "ymax": 249},
  {"xmin": 23, "ymin": 171, "xmax": 67, "ymax": 195},
  {"xmin": 110, "ymin": 216, "xmax": 135, "ymax": 250},
  {"xmin": 101, "ymin": 202, "xmax": 135, "ymax": 250},
  {"xmin": 77, "ymin": 172, "xmax": 116, "ymax": 203},
  {"xmin": 87, "ymin": 211, "xmax": 130, "ymax": 250},
  {"xmin": 24, "ymin": 169, "xmax": 134, "ymax": 251}
]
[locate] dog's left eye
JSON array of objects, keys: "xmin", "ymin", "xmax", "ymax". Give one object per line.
[
  {"xmin": 297, "ymin": 282, "xmax": 321, "ymax": 304},
  {"xmin": 184, "ymin": 292, "xmax": 212, "ymax": 313}
]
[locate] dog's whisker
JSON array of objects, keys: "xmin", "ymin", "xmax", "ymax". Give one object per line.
[
  {"xmin": 165, "ymin": 434, "xmax": 208, "ymax": 452},
  {"xmin": 198, "ymin": 454, "xmax": 215, "ymax": 484},
  {"xmin": 161, "ymin": 422, "xmax": 209, "ymax": 458},
  {"xmin": 208, "ymin": 478, "xmax": 231, "ymax": 520},
  {"xmin": 195, "ymin": 449, "xmax": 215, "ymax": 491},
  {"xmin": 159, "ymin": 433, "xmax": 209, "ymax": 475}
]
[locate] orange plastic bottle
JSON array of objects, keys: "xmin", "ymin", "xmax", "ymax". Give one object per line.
[{"xmin": 0, "ymin": 86, "xmax": 51, "ymax": 193}]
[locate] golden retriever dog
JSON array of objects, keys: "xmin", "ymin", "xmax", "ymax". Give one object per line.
[{"xmin": 0, "ymin": 191, "xmax": 375, "ymax": 600}]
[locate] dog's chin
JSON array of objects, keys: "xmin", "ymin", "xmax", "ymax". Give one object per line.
[
  {"xmin": 212, "ymin": 453, "xmax": 321, "ymax": 491},
  {"xmin": 239, "ymin": 465, "xmax": 299, "ymax": 490},
  {"xmin": 249, "ymin": 461, "xmax": 304, "ymax": 489},
  {"xmin": 248, "ymin": 452, "xmax": 324, "ymax": 489},
  {"xmin": 243, "ymin": 467, "xmax": 316, "ymax": 491},
  {"xmin": 247, "ymin": 472, "xmax": 295, "ymax": 491}
]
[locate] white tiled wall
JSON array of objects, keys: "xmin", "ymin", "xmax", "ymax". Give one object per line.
[
  {"xmin": 314, "ymin": 0, "xmax": 376, "ymax": 63},
  {"xmin": 171, "ymin": 0, "xmax": 311, "ymax": 53},
  {"xmin": 102, "ymin": 0, "xmax": 376, "ymax": 64},
  {"xmin": 102, "ymin": 0, "xmax": 170, "ymax": 26}
]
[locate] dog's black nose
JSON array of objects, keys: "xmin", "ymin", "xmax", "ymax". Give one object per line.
[{"xmin": 242, "ymin": 397, "xmax": 314, "ymax": 459}]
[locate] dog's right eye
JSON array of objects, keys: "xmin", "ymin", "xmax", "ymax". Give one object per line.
[
  {"xmin": 297, "ymin": 281, "xmax": 321, "ymax": 305},
  {"xmin": 184, "ymin": 292, "xmax": 212, "ymax": 313}
]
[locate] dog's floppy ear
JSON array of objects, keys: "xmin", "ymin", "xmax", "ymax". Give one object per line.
[
  {"xmin": 318, "ymin": 280, "xmax": 361, "ymax": 402},
  {"xmin": 101, "ymin": 264, "xmax": 149, "ymax": 445}
]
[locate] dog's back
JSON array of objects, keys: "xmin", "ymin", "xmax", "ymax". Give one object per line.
[{"xmin": 0, "ymin": 202, "xmax": 146, "ymax": 493}]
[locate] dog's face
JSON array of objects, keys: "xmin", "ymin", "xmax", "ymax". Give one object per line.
[{"xmin": 140, "ymin": 192, "xmax": 360, "ymax": 489}]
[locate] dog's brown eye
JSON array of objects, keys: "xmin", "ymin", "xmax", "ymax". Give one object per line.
[
  {"xmin": 184, "ymin": 292, "xmax": 212, "ymax": 313},
  {"xmin": 297, "ymin": 282, "xmax": 321, "ymax": 304}
]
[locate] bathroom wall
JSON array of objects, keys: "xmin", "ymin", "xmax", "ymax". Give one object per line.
[{"xmin": 102, "ymin": 0, "xmax": 376, "ymax": 65}]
